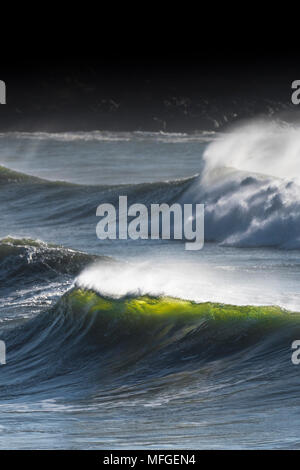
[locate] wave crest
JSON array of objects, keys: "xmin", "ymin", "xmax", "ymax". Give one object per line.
[{"xmin": 0, "ymin": 237, "xmax": 110, "ymax": 283}]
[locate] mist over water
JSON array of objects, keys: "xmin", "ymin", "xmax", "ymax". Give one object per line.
[{"xmin": 203, "ymin": 120, "xmax": 300, "ymax": 181}]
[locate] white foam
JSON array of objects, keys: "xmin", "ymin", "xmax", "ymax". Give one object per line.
[
  {"xmin": 75, "ymin": 257, "xmax": 300, "ymax": 311},
  {"xmin": 179, "ymin": 120, "xmax": 300, "ymax": 249}
]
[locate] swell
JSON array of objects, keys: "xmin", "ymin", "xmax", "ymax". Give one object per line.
[
  {"xmin": 2, "ymin": 141, "xmax": 300, "ymax": 250},
  {"xmin": 0, "ymin": 237, "xmax": 111, "ymax": 285},
  {"xmin": 0, "ymin": 164, "xmax": 193, "ymax": 219},
  {"xmin": 1, "ymin": 288, "xmax": 299, "ymax": 399}
]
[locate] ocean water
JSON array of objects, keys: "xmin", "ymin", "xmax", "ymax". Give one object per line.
[{"xmin": 0, "ymin": 123, "xmax": 300, "ymax": 449}]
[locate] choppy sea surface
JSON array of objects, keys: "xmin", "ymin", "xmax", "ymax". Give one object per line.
[{"xmin": 1, "ymin": 124, "xmax": 300, "ymax": 449}]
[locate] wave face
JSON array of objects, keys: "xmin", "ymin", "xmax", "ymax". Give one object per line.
[
  {"xmin": 1, "ymin": 286, "xmax": 299, "ymax": 448},
  {"xmin": 2, "ymin": 287, "xmax": 298, "ymax": 396}
]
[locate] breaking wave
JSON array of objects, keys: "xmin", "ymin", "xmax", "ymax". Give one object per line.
[
  {"xmin": 1, "ymin": 286, "xmax": 298, "ymax": 400},
  {"xmin": 197, "ymin": 121, "xmax": 300, "ymax": 248},
  {"xmin": 1, "ymin": 120, "xmax": 300, "ymax": 249}
]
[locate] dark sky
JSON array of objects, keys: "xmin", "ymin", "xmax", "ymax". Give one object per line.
[
  {"xmin": 2, "ymin": 13, "xmax": 299, "ymax": 83},
  {"xmin": 1, "ymin": 18, "xmax": 299, "ymax": 131}
]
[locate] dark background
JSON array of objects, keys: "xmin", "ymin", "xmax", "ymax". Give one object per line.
[{"xmin": 1, "ymin": 13, "xmax": 299, "ymax": 132}]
